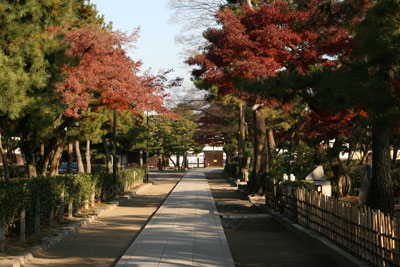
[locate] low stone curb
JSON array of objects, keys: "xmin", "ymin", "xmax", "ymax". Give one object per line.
[
  {"xmin": 117, "ymin": 183, "xmax": 152, "ymax": 204},
  {"xmin": 270, "ymin": 211, "xmax": 368, "ymax": 267},
  {"xmin": 0, "ymin": 182, "xmax": 153, "ymax": 267},
  {"xmin": 221, "ymin": 214, "xmax": 273, "ymax": 219}
]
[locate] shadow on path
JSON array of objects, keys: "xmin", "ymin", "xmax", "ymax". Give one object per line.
[
  {"xmin": 206, "ymin": 169, "xmax": 339, "ymax": 267},
  {"xmin": 23, "ymin": 172, "xmax": 184, "ymax": 267}
]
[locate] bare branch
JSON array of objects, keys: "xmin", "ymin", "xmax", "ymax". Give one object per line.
[{"xmin": 168, "ymin": 0, "xmax": 227, "ymax": 53}]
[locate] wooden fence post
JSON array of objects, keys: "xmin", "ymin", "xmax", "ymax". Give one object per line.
[
  {"xmin": 60, "ymin": 190, "xmax": 64, "ymax": 223},
  {"xmin": 264, "ymin": 181, "xmax": 400, "ymax": 265},
  {"xmin": 20, "ymin": 208, "xmax": 26, "ymax": 242},
  {"xmin": 35, "ymin": 200, "xmax": 40, "ymax": 234},
  {"xmin": 91, "ymin": 184, "xmax": 95, "ymax": 207},
  {"xmin": 76, "ymin": 194, "xmax": 82, "ymax": 214},
  {"xmin": 68, "ymin": 200, "xmax": 73, "ymax": 219}
]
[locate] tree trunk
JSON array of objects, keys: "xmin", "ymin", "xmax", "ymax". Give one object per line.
[
  {"xmin": 158, "ymin": 151, "xmax": 163, "ymax": 171},
  {"xmin": 169, "ymin": 156, "xmax": 176, "ymax": 169},
  {"xmin": 262, "ymin": 133, "xmax": 270, "ymax": 174},
  {"xmin": 246, "ymin": 0, "xmax": 254, "ymax": 10},
  {"xmin": 360, "ymin": 144, "xmax": 369, "ymax": 165},
  {"xmin": 21, "ymin": 141, "xmax": 37, "ymax": 178},
  {"xmin": 184, "ymin": 152, "xmax": 189, "ymax": 169},
  {"xmin": 162, "ymin": 155, "xmax": 167, "ymax": 170},
  {"xmin": 177, "ymin": 154, "xmax": 180, "ymax": 170},
  {"xmin": 75, "ymin": 140, "xmax": 85, "ymax": 173},
  {"xmin": 0, "ymin": 134, "xmax": 9, "ymax": 181},
  {"xmin": 328, "ymin": 138, "xmax": 351, "ymax": 197},
  {"xmin": 249, "ymin": 105, "xmax": 267, "ymax": 195},
  {"xmin": 68, "ymin": 141, "xmax": 73, "ymax": 173},
  {"xmin": 40, "ymin": 143, "xmax": 45, "ymax": 162},
  {"xmin": 49, "ymin": 145, "xmax": 63, "ymax": 176},
  {"xmin": 27, "ymin": 164, "xmax": 37, "ymax": 179},
  {"xmin": 347, "ymin": 142, "xmax": 353, "ymax": 166},
  {"xmin": 85, "ymin": 140, "xmax": 91, "ymax": 174},
  {"xmin": 238, "ymin": 102, "xmax": 247, "ymax": 180},
  {"xmin": 267, "ymin": 128, "xmax": 276, "ymax": 164},
  {"xmin": 367, "ymin": 123, "xmax": 394, "ymax": 214},
  {"xmin": 38, "ymin": 140, "xmax": 58, "ymax": 176},
  {"xmin": 102, "ymin": 137, "xmax": 113, "ymax": 174}
]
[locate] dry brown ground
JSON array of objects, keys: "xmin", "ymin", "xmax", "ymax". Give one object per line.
[
  {"xmin": 22, "ymin": 171, "xmax": 183, "ymax": 267},
  {"xmin": 206, "ymin": 169, "xmax": 339, "ymax": 267}
]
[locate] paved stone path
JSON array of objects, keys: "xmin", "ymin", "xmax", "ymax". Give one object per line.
[
  {"xmin": 116, "ymin": 170, "xmax": 235, "ymax": 267},
  {"xmin": 22, "ymin": 174, "xmax": 182, "ymax": 267}
]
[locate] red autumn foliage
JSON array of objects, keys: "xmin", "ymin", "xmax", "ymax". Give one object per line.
[
  {"xmin": 189, "ymin": 1, "xmax": 372, "ymax": 139},
  {"xmin": 189, "ymin": 0, "xmax": 372, "ymax": 95},
  {"xmin": 56, "ymin": 25, "xmax": 168, "ymax": 117},
  {"xmin": 303, "ymin": 111, "xmax": 357, "ymax": 140},
  {"xmin": 188, "ymin": 2, "xmax": 321, "ymax": 103}
]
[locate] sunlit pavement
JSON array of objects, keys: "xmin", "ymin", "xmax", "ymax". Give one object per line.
[{"xmin": 116, "ymin": 169, "xmax": 235, "ymax": 267}]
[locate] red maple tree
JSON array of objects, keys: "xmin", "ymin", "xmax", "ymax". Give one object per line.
[
  {"xmin": 189, "ymin": 1, "xmax": 371, "ymax": 193},
  {"xmin": 57, "ymin": 25, "xmax": 168, "ymax": 117}
]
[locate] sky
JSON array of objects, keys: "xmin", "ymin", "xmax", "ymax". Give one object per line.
[{"xmin": 90, "ymin": 0, "xmax": 195, "ymax": 98}]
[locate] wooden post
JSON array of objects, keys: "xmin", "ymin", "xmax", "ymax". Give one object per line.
[
  {"xmin": 77, "ymin": 194, "xmax": 82, "ymax": 214},
  {"xmin": 68, "ymin": 200, "xmax": 73, "ymax": 219},
  {"xmin": 60, "ymin": 191, "xmax": 64, "ymax": 223},
  {"xmin": 367, "ymin": 207, "xmax": 374, "ymax": 265},
  {"xmin": 35, "ymin": 200, "xmax": 40, "ymax": 234},
  {"xmin": 0, "ymin": 216, "xmax": 5, "ymax": 252},
  {"xmin": 20, "ymin": 208, "xmax": 25, "ymax": 242},
  {"xmin": 91, "ymin": 184, "xmax": 96, "ymax": 207}
]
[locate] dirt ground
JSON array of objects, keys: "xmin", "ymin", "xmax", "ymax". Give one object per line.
[
  {"xmin": 22, "ymin": 171, "xmax": 184, "ymax": 267},
  {"xmin": 206, "ymin": 170, "xmax": 339, "ymax": 267}
]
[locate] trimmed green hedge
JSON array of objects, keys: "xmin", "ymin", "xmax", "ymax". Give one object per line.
[
  {"xmin": 0, "ymin": 168, "xmax": 146, "ymax": 234},
  {"xmin": 0, "ymin": 165, "xmax": 28, "ymax": 178}
]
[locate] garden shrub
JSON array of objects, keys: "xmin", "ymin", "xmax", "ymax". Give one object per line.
[
  {"xmin": 224, "ymin": 161, "xmax": 239, "ymax": 178},
  {"xmin": 91, "ymin": 164, "xmax": 107, "ymax": 174},
  {"xmin": 0, "ymin": 167, "xmax": 146, "ymax": 235},
  {"xmin": 290, "ymin": 144, "xmax": 322, "ymax": 180},
  {"xmin": 0, "ymin": 165, "xmax": 28, "ymax": 178},
  {"xmin": 118, "ymin": 167, "xmax": 145, "ymax": 190}
]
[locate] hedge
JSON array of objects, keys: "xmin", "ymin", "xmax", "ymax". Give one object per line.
[{"xmin": 0, "ymin": 168, "xmax": 146, "ymax": 236}]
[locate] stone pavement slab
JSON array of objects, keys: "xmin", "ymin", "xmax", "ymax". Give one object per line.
[{"xmin": 116, "ymin": 170, "xmax": 235, "ymax": 267}]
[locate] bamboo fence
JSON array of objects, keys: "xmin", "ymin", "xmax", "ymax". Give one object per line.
[{"xmin": 267, "ymin": 186, "xmax": 400, "ymax": 267}]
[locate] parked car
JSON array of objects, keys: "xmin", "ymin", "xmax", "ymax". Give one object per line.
[{"xmin": 58, "ymin": 162, "xmax": 78, "ymax": 173}]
